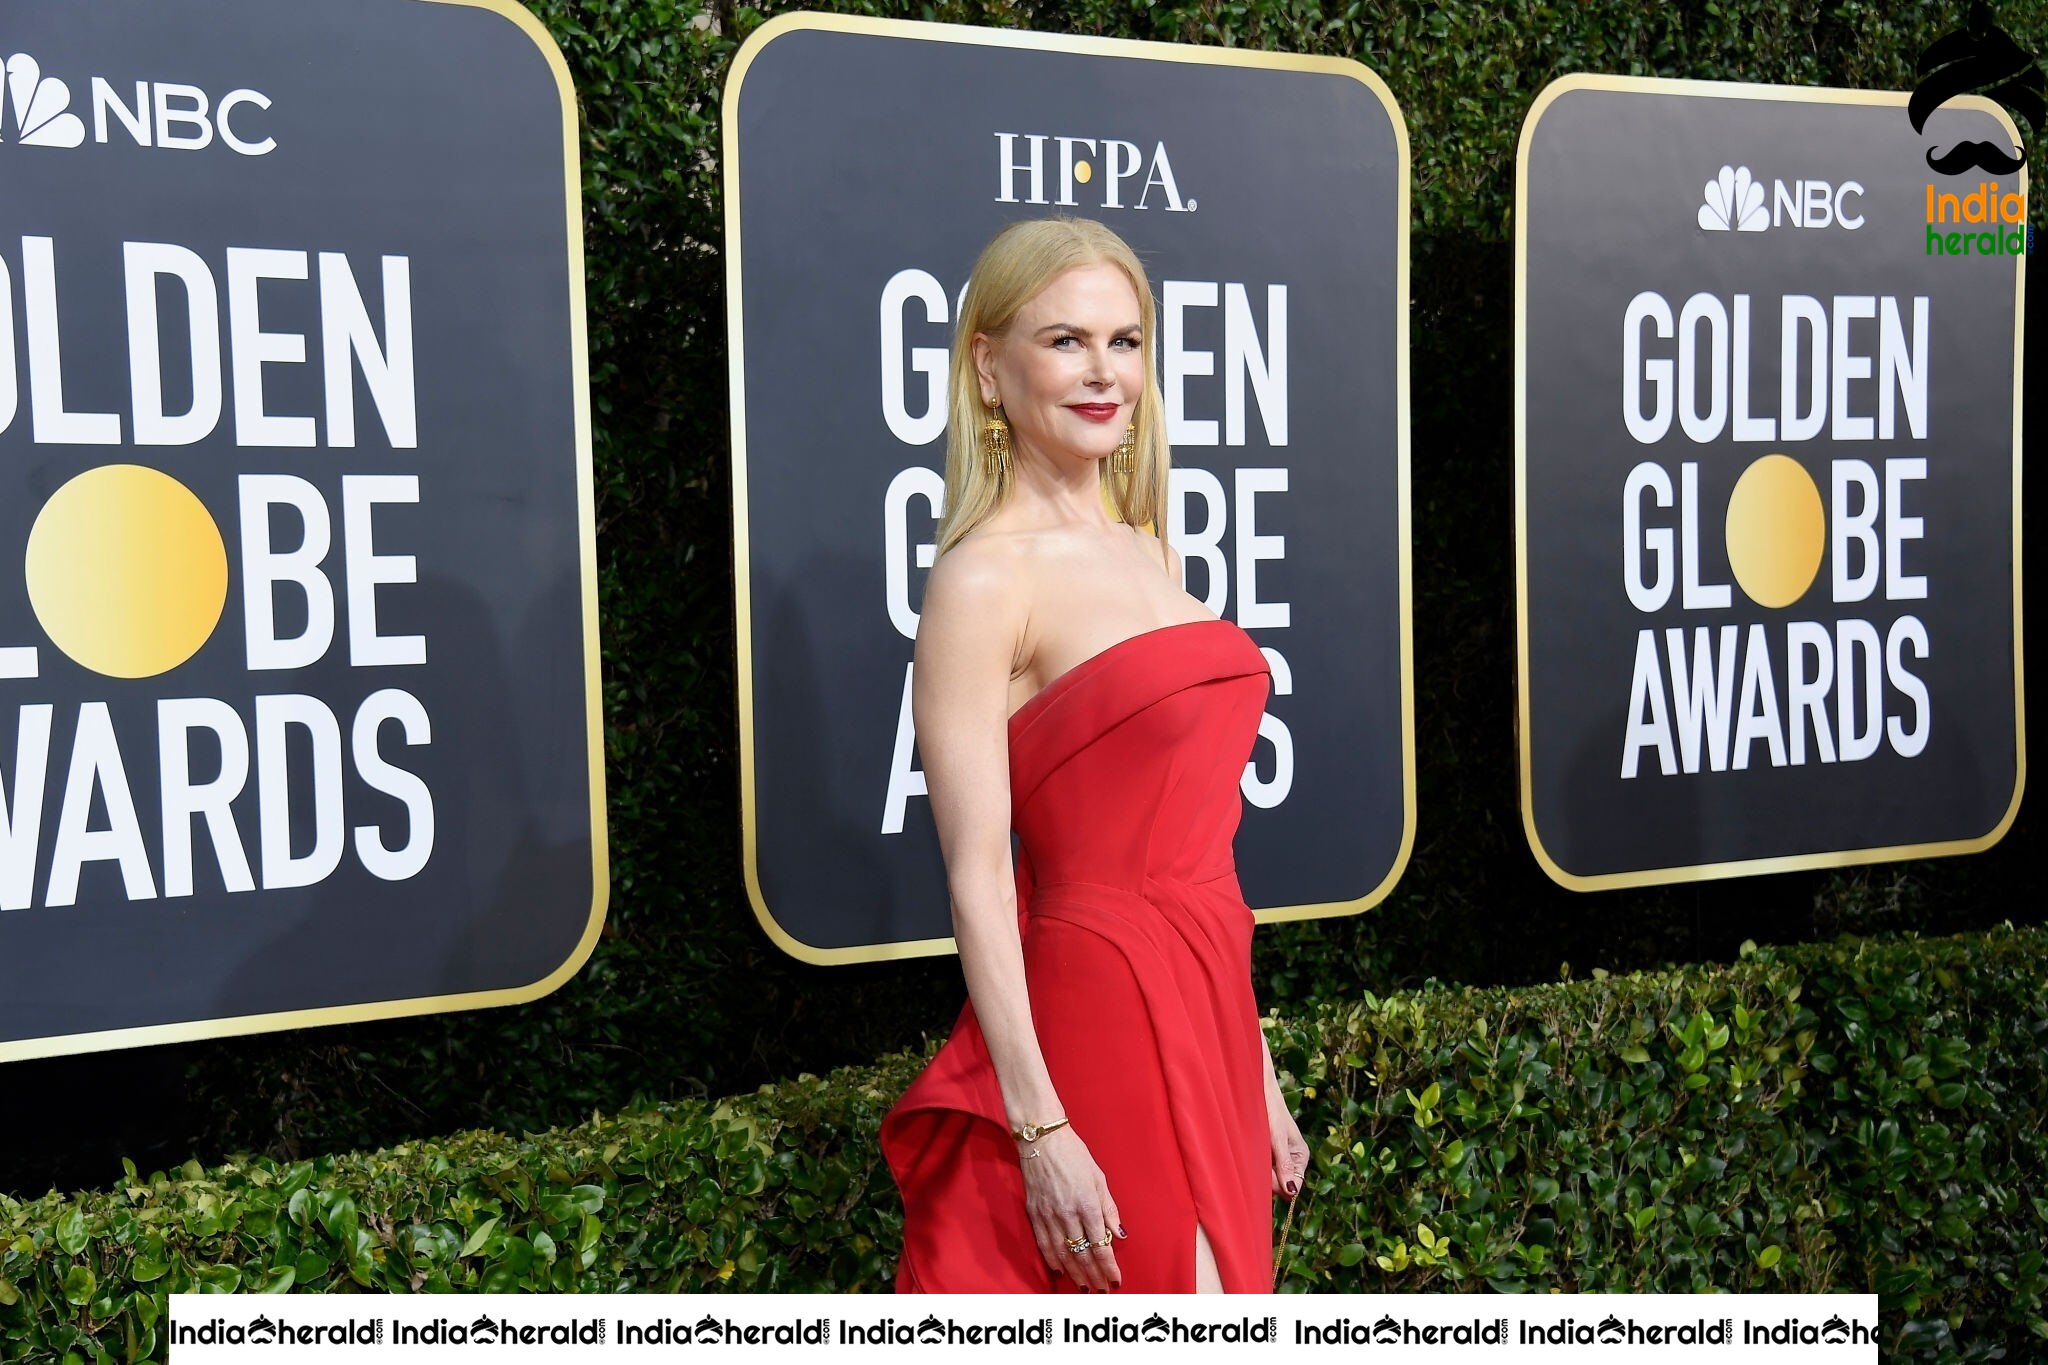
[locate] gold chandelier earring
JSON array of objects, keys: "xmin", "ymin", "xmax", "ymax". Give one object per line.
[
  {"xmin": 981, "ymin": 404, "xmax": 1011, "ymax": 478},
  {"xmin": 1111, "ymin": 423, "xmax": 1137, "ymax": 475}
]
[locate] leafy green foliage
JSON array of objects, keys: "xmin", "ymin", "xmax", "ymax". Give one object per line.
[
  {"xmin": 1263, "ymin": 922, "xmax": 2048, "ymax": 1363},
  {"xmin": 8, "ymin": 925, "xmax": 2045, "ymax": 1361},
  {"xmin": 3, "ymin": 1050, "xmax": 923, "ymax": 1361}
]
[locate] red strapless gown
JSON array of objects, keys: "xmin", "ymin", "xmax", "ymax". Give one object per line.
[{"xmin": 881, "ymin": 617, "xmax": 1277, "ymax": 1293}]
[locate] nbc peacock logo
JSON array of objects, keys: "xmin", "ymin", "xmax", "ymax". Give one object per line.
[
  {"xmin": 0, "ymin": 53, "xmax": 86, "ymax": 147},
  {"xmin": 0, "ymin": 51, "xmax": 274, "ymax": 154},
  {"xmin": 1698, "ymin": 165, "xmax": 1768, "ymax": 232},
  {"xmin": 1696, "ymin": 163, "xmax": 1865, "ymax": 232}
]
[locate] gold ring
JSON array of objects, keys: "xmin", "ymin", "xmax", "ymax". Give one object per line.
[
  {"xmin": 1064, "ymin": 1235, "xmax": 1091, "ymax": 1255},
  {"xmin": 1093, "ymin": 1232, "xmax": 1113, "ymax": 1247}
]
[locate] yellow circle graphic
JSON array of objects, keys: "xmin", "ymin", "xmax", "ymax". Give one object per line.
[
  {"xmin": 1724, "ymin": 454, "xmax": 1825, "ymax": 609},
  {"xmin": 25, "ymin": 464, "xmax": 229, "ymax": 678},
  {"xmin": 1074, "ymin": 160, "xmax": 1093, "ymax": 184}
]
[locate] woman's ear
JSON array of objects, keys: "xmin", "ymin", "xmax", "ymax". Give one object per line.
[{"xmin": 970, "ymin": 332, "xmax": 1000, "ymax": 406}]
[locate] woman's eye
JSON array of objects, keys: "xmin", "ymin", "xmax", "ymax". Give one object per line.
[{"xmin": 1111, "ymin": 337, "xmax": 1139, "ymax": 350}]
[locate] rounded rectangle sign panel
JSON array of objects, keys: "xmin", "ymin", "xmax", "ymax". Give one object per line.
[
  {"xmin": 0, "ymin": 0, "xmax": 603, "ymax": 1060},
  {"xmin": 726, "ymin": 14, "xmax": 1414, "ymax": 962},
  {"xmin": 1516, "ymin": 74, "xmax": 2024, "ymax": 890}
]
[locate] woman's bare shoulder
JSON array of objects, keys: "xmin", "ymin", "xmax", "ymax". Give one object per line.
[
  {"xmin": 1125, "ymin": 522, "xmax": 1182, "ymax": 579},
  {"xmin": 922, "ymin": 531, "xmax": 1029, "ymax": 648}
]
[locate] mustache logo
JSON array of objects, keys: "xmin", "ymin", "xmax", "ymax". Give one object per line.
[
  {"xmin": 1910, "ymin": 1, "xmax": 2043, "ymax": 174},
  {"xmin": 1925, "ymin": 138, "xmax": 2026, "ymax": 174}
]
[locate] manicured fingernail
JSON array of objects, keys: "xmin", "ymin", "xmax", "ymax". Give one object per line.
[
  {"xmin": 1285, "ymin": 1180, "xmax": 1299, "ymax": 1196},
  {"xmin": 1115, "ymin": 1224, "xmax": 1128, "ymax": 1238}
]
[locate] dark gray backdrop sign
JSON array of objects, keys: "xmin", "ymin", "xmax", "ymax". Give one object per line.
[
  {"xmin": 725, "ymin": 15, "xmax": 1413, "ymax": 962},
  {"xmin": 0, "ymin": 0, "xmax": 602, "ymax": 1061},
  {"xmin": 1517, "ymin": 75, "xmax": 2024, "ymax": 890}
]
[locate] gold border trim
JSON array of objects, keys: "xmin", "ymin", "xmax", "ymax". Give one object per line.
[
  {"xmin": 725, "ymin": 12, "xmax": 1414, "ymax": 962},
  {"xmin": 1, "ymin": 0, "xmax": 608, "ymax": 1063},
  {"xmin": 1513, "ymin": 72, "xmax": 2026, "ymax": 892}
]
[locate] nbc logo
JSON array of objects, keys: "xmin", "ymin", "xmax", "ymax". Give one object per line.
[
  {"xmin": 1, "ymin": 53, "xmax": 85, "ymax": 147},
  {"xmin": 0, "ymin": 51, "xmax": 273, "ymax": 154},
  {"xmin": 1697, "ymin": 163, "xmax": 1864, "ymax": 232},
  {"xmin": 1698, "ymin": 164, "xmax": 1768, "ymax": 231}
]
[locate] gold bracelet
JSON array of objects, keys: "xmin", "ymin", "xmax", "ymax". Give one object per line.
[{"xmin": 1011, "ymin": 1117, "xmax": 1069, "ymax": 1143}]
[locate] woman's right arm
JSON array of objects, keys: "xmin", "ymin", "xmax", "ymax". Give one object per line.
[{"xmin": 914, "ymin": 545, "xmax": 1124, "ymax": 1290}]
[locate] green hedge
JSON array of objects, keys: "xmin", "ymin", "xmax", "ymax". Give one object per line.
[{"xmin": 8, "ymin": 923, "xmax": 2043, "ymax": 1362}]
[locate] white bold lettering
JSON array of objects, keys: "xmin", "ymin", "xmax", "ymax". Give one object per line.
[
  {"xmin": 1170, "ymin": 467, "xmax": 1229, "ymax": 615},
  {"xmin": 1835, "ymin": 618, "xmax": 1883, "ymax": 763},
  {"xmin": 47, "ymin": 703, "xmax": 156, "ymax": 907},
  {"xmin": 0, "ymin": 706, "xmax": 55, "ymax": 911},
  {"xmin": 1677, "ymin": 293, "xmax": 1727, "ymax": 443},
  {"xmin": 157, "ymin": 697, "xmax": 255, "ymax": 898},
  {"xmin": 1163, "ymin": 280, "xmax": 1218, "ymax": 446},
  {"xmin": 227, "ymin": 247, "xmax": 316, "ymax": 447},
  {"xmin": 1830, "ymin": 294, "xmax": 1876, "ymax": 441},
  {"xmin": 1885, "ymin": 616, "xmax": 1931, "ymax": 757},
  {"xmin": 352, "ymin": 689, "xmax": 434, "ymax": 880},
  {"xmin": 1234, "ymin": 468, "xmax": 1289, "ymax": 630},
  {"xmin": 1680, "ymin": 463, "xmax": 1731, "ymax": 610},
  {"xmin": 217, "ymin": 89, "xmax": 275, "ymax": 156},
  {"xmin": 320, "ymin": 253, "xmax": 416, "ymax": 449},
  {"xmin": 152, "ymin": 83, "xmax": 212, "ymax": 151},
  {"xmin": 880, "ymin": 270, "xmax": 949, "ymax": 446},
  {"xmin": 884, "ymin": 465, "xmax": 945, "ymax": 641},
  {"xmin": 1732, "ymin": 624, "xmax": 1786, "ymax": 769},
  {"xmin": 1780, "ymin": 295, "xmax": 1828, "ymax": 443},
  {"xmin": 1623, "ymin": 292, "xmax": 1674, "ymax": 443},
  {"xmin": 1666, "ymin": 625, "xmax": 1738, "ymax": 773},
  {"xmin": 881, "ymin": 662, "xmax": 923, "ymax": 836},
  {"xmin": 23, "ymin": 237, "xmax": 121, "ymax": 444},
  {"xmin": 240, "ymin": 475, "xmax": 335, "ymax": 670},
  {"xmin": 1730, "ymin": 295, "xmax": 1775, "ymax": 441},
  {"xmin": 255, "ymin": 694, "xmax": 344, "ymax": 890},
  {"xmin": 1222, "ymin": 283, "xmax": 1286, "ymax": 446},
  {"xmin": 1786, "ymin": 621, "xmax": 1837, "ymax": 764},
  {"xmin": 125, "ymin": 242, "xmax": 223, "ymax": 446},
  {"xmin": 1885, "ymin": 458, "xmax": 1927, "ymax": 600},
  {"xmin": 1621, "ymin": 630, "xmax": 1676, "ymax": 779},
  {"xmin": 91, "ymin": 78, "xmax": 150, "ymax": 146},
  {"xmin": 1623, "ymin": 462, "xmax": 1674, "ymax": 612},
  {"xmin": 341, "ymin": 475, "xmax": 425, "ymax": 667},
  {"xmin": 1831, "ymin": 459, "xmax": 1880, "ymax": 603},
  {"xmin": 1877, "ymin": 296, "xmax": 1928, "ymax": 440}
]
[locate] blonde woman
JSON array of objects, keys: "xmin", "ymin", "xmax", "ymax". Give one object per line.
[{"xmin": 880, "ymin": 217, "xmax": 1308, "ymax": 1293}]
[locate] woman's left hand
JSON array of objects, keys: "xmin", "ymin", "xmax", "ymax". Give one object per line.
[{"xmin": 1265, "ymin": 1081, "xmax": 1309, "ymax": 1198}]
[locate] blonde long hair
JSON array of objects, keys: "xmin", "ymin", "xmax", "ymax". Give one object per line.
[{"xmin": 933, "ymin": 217, "xmax": 1172, "ymax": 565}]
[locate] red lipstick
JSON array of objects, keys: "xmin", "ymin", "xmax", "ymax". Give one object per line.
[{"xmin": 1068, "ymin": 403, "xmax": 1120, "ymax": 422}]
